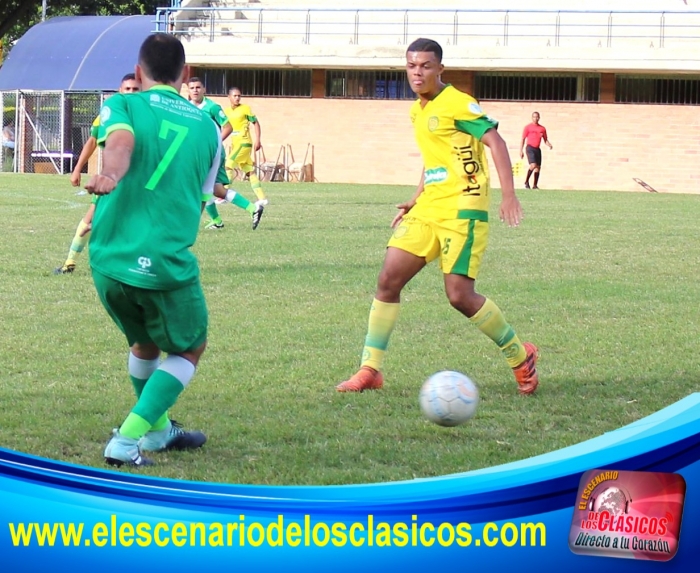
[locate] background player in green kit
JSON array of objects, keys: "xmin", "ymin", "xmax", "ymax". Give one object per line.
[
  {"xmin": 187, "ymin": 77, "xmax": 231, "ymax": 139},
  {"xmin": 336, "ymin": 38, "xmax": 540, "ymax": 396},
  {"xmin": 88, "ymin": 34, "xmax": 223, "ymax": 467},
  {"xmin": 187, "ymin": 77, "xmax": 264, "ymax": 230}
]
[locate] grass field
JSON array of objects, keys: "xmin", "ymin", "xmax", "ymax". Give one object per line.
[{"xmin": 1, "ymin": 173, "xmax": 699, "ymax": 485}]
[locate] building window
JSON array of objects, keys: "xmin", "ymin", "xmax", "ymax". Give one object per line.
[
  {"xmin": 194, "ymin": 69, "xmax": 312, "ymax": 97},
  {"xmin": 325, "ymin": 70, "xmax": 413, "ymax": 99},
  {"xmin": 474, "ymin": 72, "xmax": 600, "ymax": 102},
  {"xmin": 616, "ymin": 75, "xmax": 700, "ymax": 105}
]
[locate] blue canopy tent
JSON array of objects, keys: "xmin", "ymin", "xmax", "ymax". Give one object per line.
[
  {"xmin": 0, "ymin": 15, "xmax": 158, "ymax": 90},
  {"xmin": 0, "ymin": 15, "xmax": 162, "ymax": 174}
]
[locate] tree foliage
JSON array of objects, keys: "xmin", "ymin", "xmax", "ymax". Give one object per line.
[{"xmin": 1, "ymin": 1, "xmax": 163, "ymax": 59}]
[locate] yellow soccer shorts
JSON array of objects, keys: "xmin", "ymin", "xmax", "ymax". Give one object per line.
[
  {"xmin": 225, "ymin": 141, "xmax": 254, "ymax": 173},
  {"xmin": 387, "ymin": 213, "xmax": 489, "ymax": 278}
]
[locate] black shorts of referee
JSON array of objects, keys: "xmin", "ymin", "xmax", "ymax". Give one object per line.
[{"xmin": 526, "ymin": 145, "xmax": 542, "ymax": 166}]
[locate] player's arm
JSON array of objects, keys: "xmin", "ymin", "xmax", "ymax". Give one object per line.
[
  {"xmin": 543, "ymin": 128, "xmax": 553, "ymax": 149},
  {"xmin": 250, "ymin": 117, "xmax": 261, "ymax": 152},
  {"xmin": 70, "ymin": 137, "xmax": 97, "ymax": 187},
  {"xmin": 481, "ymin": 128, "xmax": 522, "ymax": 228},
  {"xmin": 520, "ymin": 126, "xmax": 528, "ymax": 159},
  {"xmin": 453, "ymin": 104, "xmax": 519, "ymax": 224},
  {"xmin": 86, "ymin": 130, "xmax": 134, "ymax": 196},
  {"xmin": 391, "ymin": 171, "xmax": 425, "ymax": 229},
  {"xmin": 221, "ymin": 121, "xmax": 232, "ymax": 141},
  {"xmin": 86, "ymin": 96, "xmax": 135, "ymax": 196}
]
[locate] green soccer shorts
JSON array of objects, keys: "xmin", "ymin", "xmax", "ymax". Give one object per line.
[{"xmin": 92, "ymin": 270, "xmax": 208, "ymax": 354}]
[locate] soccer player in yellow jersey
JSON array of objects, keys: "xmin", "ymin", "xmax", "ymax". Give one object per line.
[
  {"xmin": 223, "ymin": 87, "xmax": 268, "ymax": 205},
  {"xmin": 54, "ymin": 73, "xmax": 140, "ymax": 274},
  {"xmin": 336, "ymin": 38, "xmax": 540, "ymax": 395}
]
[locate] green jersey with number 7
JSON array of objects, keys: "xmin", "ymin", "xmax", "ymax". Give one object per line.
[{"xmin": 91, "ymin": 85, "xmax": 221, "ymax": 290}]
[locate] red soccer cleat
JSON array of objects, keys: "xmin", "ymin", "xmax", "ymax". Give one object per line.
[
  {"xmin": 513, "ymin": 342, "xmax": 540, "ymax": 395},
  {"xmin": 336, "ymin": 367, "xmax": 384, "ymax": 392}
]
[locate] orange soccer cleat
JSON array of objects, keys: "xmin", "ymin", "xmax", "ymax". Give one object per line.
[
  {"xmin": 513, "ymin": 342, "xmax": 540, "ymax": 395},
  {"xmin": 336, "ymin": 367, "xmax": 384, "ymax": 393}
]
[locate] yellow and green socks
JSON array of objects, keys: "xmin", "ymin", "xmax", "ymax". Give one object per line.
[
  {"xmin": 249, "ymin": 172, "xmax": 266, "ymax": 201},
  {"xmin": 469, "ymin": 298, "xmax": 526, "ymax": 368},
  {"xmin": 359, "ymin": 298, "xmax": 400, "ymax": 372},
  {"xmin": 64, "ymin": 219, "xmax": 91, "ymax": 266}
]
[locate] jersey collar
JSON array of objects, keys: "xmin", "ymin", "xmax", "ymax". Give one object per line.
[
  {"xmin": 147, "ymin": 85, "xmax": 180, "ymax": 95},
  {"xmin": 419, "ymin": 83, "xmax": 451, "ymax": 106},
  {"xmin": 430, "ymin": 83, "xmax": 451, "ymax": 100}
]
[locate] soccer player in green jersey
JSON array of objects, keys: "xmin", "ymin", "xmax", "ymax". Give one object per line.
[
  {"xmin": 187, "ymin": 77, "xmax": 264, "ymax": 231},
  {"xmin": 187, "ymin": 77, "xmax": 231, "ymax": 139},
  {"xmin": 88, "ymin": 33, "xmax": 222, "ymax": 466},
  {"xmin": 54, "ymin": 73, "xmax": 140, "ymax": 275},
  {"xmin": 336, "ymin": 38, "xmax": 540, "ymax": 396}
]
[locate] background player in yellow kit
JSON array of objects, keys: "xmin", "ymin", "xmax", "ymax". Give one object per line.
[
  {"xmin": 336, "ymin": 38, "xmax": 540, "ymax": 396},
  {"xmin": 223, "ymin": 87, "xmax": 267, "ymax": 207},
  {"xmin": 54, "ymin": 73, "xmax": 140, "ymax": 275}
]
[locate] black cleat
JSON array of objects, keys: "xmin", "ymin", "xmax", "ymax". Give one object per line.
[
  {"xmin": 139, "ymin": 419, "xmax": 207, "ymax": 452},
  {"xmin": 54, "ymin": 263, "xmax": 76, "ymax": 275},
  {"xmin": 252, "ymin": 202, "xmax": 265, "ymax": 230}
]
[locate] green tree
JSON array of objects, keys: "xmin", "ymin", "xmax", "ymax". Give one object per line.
[{"xmin": 1, "ymin": 1, "xmax": 163, "ymax": 61}]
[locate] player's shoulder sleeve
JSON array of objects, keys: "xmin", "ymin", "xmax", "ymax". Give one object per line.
[
  {"xmin": 453, "ymin": 92, "xmax": 498, "ymax": 140},
  {"xmin": 96, "ymin": 94, "xmax": 134, "ymax": 146},
  {"xmin": 241, "ymin": 105, "xmax": 256, "ymax": 123},
  {"xmin": 90, "ymin": 115, "xmax": 101, "ymax": 139},
  {"xmin": 212, "ymin": 102, "xmax": 228, "ymax": 127}
]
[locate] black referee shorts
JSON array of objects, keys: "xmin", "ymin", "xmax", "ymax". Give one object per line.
[{"xmin": 526, "ymin": 145, "xmax": 542, "ymax": 166}]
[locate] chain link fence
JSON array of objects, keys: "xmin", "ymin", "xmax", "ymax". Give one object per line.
[
  {"xmin": 1, "ymin": 90, "xmax": 106, "ymax": 175},
  {"xmin": 1, "ymin": 92, "xmax": 17, "ymax": 173}
]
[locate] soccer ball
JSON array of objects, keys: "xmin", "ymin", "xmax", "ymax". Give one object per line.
[{"xmin": 419, "ymin": 371, "xmax": 479, "ymax": 427}]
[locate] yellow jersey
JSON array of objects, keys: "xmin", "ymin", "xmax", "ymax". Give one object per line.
[
  {"xmin": 223, "ymin": 104, "xmax": 257, "ymax": 143},
  {"xmin": 410, "ymin": 85, "xmax": 498, "ymax": 220},
  {"xmin": 89, "ymin": 115, "xmax": 101, "ymax": 139}
]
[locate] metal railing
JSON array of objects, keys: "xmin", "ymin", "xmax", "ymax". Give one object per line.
[{"xmin": 153, "ymin": 7, "xmax": 700, "ymax": 49}]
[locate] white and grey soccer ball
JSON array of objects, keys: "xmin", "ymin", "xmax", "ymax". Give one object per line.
[{"xmin": 419, "ymin": 371, "xmax": 479, "ymax": 427}]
